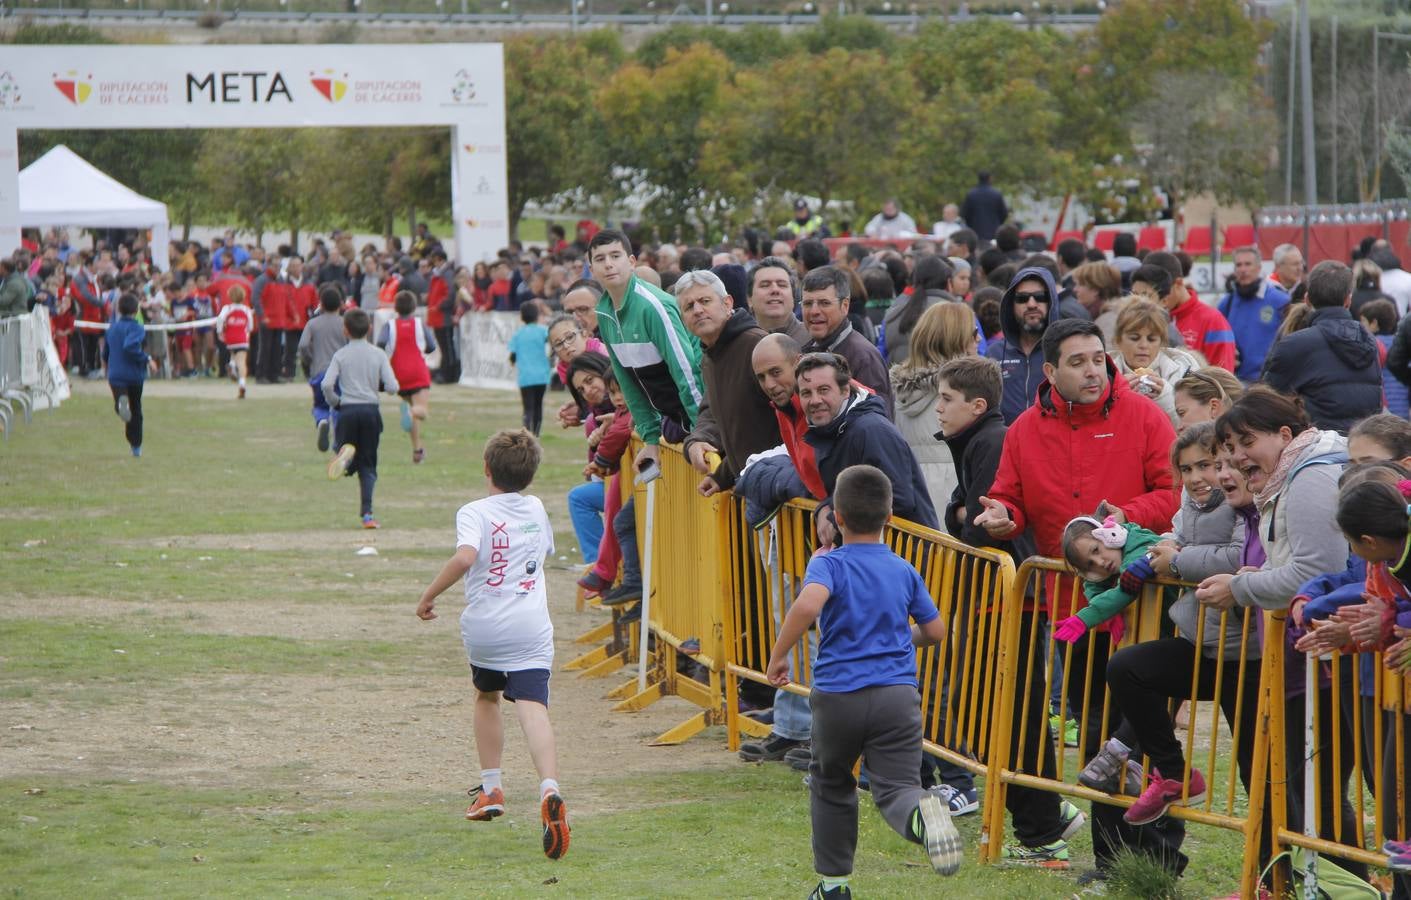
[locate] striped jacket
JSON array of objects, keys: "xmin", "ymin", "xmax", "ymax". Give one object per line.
[{"xmin": 594, "ymin": 274, "xmax": 703, "ymax": 445}]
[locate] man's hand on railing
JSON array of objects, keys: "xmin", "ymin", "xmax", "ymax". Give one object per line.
[
  {"xmin": 633, "ymin": 443, "xmax": 660, "ymax": 475},
  {"xmin": 1385, "ymin": 625, "xmax": 1411, "ymax": 670},
  {"xmin": 973, "ymin": 496, "xmax": 1018, "ymax": 539},
  {"xmin": 697, "ymin": 474, "xmax": 721, "ymax": 497},
  {"xmin": 686, "ymin": 441, "xmax": 717, "ymax": 475},
  {"xmin": 1294, "ymin": 617, "xmax": 1352, "ymax": 655}
]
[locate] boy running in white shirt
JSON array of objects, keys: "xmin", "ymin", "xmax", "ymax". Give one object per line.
[{"xmin": 415, "ymin": 428, "xmax": 569, "ymax": 860}]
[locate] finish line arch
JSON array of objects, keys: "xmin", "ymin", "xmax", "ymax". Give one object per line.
[{"xmin": 0, "ymin": 43, "xmax": 507, "ymax": 264}]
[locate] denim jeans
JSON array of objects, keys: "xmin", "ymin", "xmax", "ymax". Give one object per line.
[
  {"xmin": 567, "ymin": 479, "xmax": 604, "ymax": 566},
  {"xmin": 613, "ymin": 497, "xmax": 641, "ymax": 590}
]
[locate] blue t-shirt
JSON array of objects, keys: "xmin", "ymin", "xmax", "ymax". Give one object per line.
[
  {"xmin": 508, "ymin": 323, "xmax": 550, "ymax": 387},
  {"xmin": 804, "ymin": 542, "xmax": 937, "ymax": 693}
]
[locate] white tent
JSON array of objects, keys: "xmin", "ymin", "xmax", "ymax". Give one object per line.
[{"xmin": 18, "ymin": 145, "xmax": 171, "ymax": 272}]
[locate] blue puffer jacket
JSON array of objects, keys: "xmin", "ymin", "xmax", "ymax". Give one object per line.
[
  {"xmin": 984, "ymin": 266, "xmax": 1063, "ymax": 424},
  {"xmin": 103, "ymin": 316, "xmax": 150, "ymax": 388}
]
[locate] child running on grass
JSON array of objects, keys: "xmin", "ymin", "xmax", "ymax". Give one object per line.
[
  {"xmin": 766, "ymin": 464, "xmax": 961, "ymax": 899},
  {"xmin": 415, "ymin": 429, "xmax": 570, "ymax": 860},
  {"xmin": 104, "ymin": 291, "xmax": 151, "ymax": 458},
  {"xmin": 215, "ymin": 284, "xmax": 255, "ymax": 399},
  {"xmin": 323, "ymin": 308, "xmax": 398, "ymax": 529},
  {"xmin": 376, "ymin": 290, "xmax": 436, "ymax": 464}
]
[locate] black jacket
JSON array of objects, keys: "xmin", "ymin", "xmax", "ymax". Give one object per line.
[
  {"xmin": 804, "ymin": 390, "xmax": 939, "ymax": 529},
  {"xmin": 960, "ymin": 183, "xmax": 1008, "ymax": 243},
  {"xmin": 1263, "ymin": 306, "xmax": 1382, "ymax": 434}
]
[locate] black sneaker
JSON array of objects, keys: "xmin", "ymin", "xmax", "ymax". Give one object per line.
[
  {"xmin": 601, "ymin": 583, "xmax": 643, "ymax": 606},
  {"xmin": 808, "ymin": 882, "xmax": 852, "ymax": 899},
  {"xmin": 738, "ymin": 733, "xmax": 804, "ymax": 763},
  {"xmin": 317, "ymin": 419, "xmax": 330, "ymax": 453},
  {"xmin": 784, "ymin": 743, "xmax": 813, "ymax": 771},
  {"xmin": 618, "ymin": 602, "xmax": 642, "ymax": 624}
]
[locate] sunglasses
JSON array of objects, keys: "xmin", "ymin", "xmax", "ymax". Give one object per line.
[{"xmin": 1013, "ymin": 290, "xmax": 1049, "ymax": 305}]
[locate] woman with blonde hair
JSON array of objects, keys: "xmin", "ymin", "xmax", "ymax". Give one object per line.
[
  {"xmin": 890, "ymin": 301, "xmax": 981, "ymax": 516},
  {"xmin": 1171, "ymin": 366, "xmax": 1243, "ymax": 432},
  {"xmin": 1111, "ymin": 298, "xmax": 1202, "ymax": 428}
]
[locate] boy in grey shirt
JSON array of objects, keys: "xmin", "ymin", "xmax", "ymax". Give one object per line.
[
  {"xmin": 298, "ymin": 285, "xmax": 349, "ymax": 453},
  {"xmin": 323, "ymin": 308, "xmax": 399, "ymax": 528}
]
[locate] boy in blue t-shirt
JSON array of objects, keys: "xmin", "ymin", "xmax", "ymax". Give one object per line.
[
  {"xmin": 766, "ymin": 464, "xmax": 962, "ymax": 899},
  {"xmin": 508, "ymin": 301, "xmax": 551, "ymax": 436}
]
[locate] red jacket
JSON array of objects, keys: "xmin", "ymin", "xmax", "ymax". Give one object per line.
[
  {"xmin": 260, "ymin": 281, "xmax": 290, "ymax": 329},
  {"xmin": 987, "ymin": 358, "xmax": 1179, "ymax": 622},
  {"xmin": 211, "ymin": 274, "xmax": 254, "ymax": 313},
  {"xmin": 286, "ymin": 281, "xmax": 317, "ymax": 330},
  {"xmin": 426, "ymin": 276, "xmax": 449, "ymax": 329},
  {"xmin": 592, "ymin": 404, "xmax": 634, "ymax": 472},
  {"xmin": 1170, "ymin": 294, "xmax": 1237, "ymax": 372}
]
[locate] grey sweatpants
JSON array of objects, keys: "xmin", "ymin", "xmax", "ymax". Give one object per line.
[{"xmin": 809, "ymin": 683, "xmax": 926, "ymax": 876}]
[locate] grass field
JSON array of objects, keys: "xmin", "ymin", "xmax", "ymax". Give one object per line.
[{"xmin": 1, "ymin": 378, "xmax": 1250, "ymax": 898}]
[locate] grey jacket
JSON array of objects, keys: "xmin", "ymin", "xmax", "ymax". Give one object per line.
[
  {"xmin": 1167, "ymin": 489, "xmax": 1251, "ymax": 660},
  {"xmin": 322, "ymin": 338, "xmax": 399, "ymax": 407},
  {"xmin": 298, "ymin": 310, "xmax": 349, "ymax": 377},
  {"xmin": 1230, "ymin": 430, "xmax": 1349, "ymax": 610}
]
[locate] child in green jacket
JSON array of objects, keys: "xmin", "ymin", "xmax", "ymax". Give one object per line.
[{"xmin": 1054, "ymin": 514, "xmax": 1163, "ymax": 645}]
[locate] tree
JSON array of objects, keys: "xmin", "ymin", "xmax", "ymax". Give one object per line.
[
  {"xmin": 1128, "ymin": 72, "xmax": 1273, "ymax": 214},
  {"xmin": 593, "ymin": 44, "xmax": 753, "ymax": 242},
  {"xmin": 504, "ymin": 34, "xmax": 621, "ymax": 239}
]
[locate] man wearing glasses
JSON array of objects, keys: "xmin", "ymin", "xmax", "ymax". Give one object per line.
[
  {"xmin": 984, "ymin": 267, "xmax": 1063, "ymax": 424},
  {"xmin": 800, "ymin": 265, "xmax": 893, "ymax": 417}
]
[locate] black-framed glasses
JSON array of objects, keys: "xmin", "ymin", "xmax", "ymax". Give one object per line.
[
  {"xmin": 1013, "ymin": 290, "xmax": 1049, "ymax": 305},
  {"xmin": 551, "ymin": 334, "xmax": 581, "ymax": 351}
]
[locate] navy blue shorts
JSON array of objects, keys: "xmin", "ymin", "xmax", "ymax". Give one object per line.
[{"xmin": 471, "ymin": 665, "xmax": 551, "ymax": 706}]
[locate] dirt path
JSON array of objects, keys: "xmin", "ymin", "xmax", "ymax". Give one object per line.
[{"xmin": 0, "ymin": 571, "xmax": 739, "ymax": 815}]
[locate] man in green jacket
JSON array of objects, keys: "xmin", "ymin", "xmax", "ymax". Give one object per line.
[{"xmin": 588, "ymin": 229, "xmax": 703, "ymax": 474}]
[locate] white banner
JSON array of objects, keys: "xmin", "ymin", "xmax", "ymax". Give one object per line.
[
  {"xmin": 458, "ymin": 311, "xmax": 520, "ymax": 391},
  {"xmin": 0, "ymin": 44, "xmax": 507, "ymax": 264},
  {"xmin": 17, "ymin": 306, "xmax": 71, "ymax": 410}
]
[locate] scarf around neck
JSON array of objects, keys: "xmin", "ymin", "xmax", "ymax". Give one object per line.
[{"xmin": 1254, "ymin": 428, "xmax": 1322, "ymax": 509}]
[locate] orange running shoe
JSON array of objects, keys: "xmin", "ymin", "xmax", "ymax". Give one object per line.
[
  {"xmin": 465, "ymin": 786, "xmax": 505, "ymax": 821},
  {"xmin": 541, "ymin": 791, "xmax": 570, "ymax": 860}
]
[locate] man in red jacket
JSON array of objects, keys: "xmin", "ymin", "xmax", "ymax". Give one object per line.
[
  {"xmin": 974, "ymin": 317, "xmax": 1181, "ymax": 876},
  {"xmin": 282, "ymin": 255, "xmax": 317, "ymax": 381}
]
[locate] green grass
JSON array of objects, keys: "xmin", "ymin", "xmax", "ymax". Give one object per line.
[{"xmin": 0, "ymin": 380, "xmax": 1257, "ymax": 898}]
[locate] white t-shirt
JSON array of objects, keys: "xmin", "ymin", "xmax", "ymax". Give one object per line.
[{"xmin": 456, "ymin": 492, "xmax": 555, "ymax": 671}]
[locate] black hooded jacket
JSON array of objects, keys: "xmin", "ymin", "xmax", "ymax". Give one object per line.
[
  {"xmin": 1262, "ymin": 305, "xmax": 1383, "ymax": 434},
  {"xmin": 804, "ymin": 390, "xmax": 939, "ymax": 529},
  {"xmin": 983, "ymin": 266, "xmax": 1063, "ymax": 424}
]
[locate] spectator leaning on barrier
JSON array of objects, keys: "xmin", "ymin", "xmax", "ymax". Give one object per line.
[
  {"xmin": 675, "ymin": 269, "xmax": 781, "ymax": 495},
  {"xmin": 589, "ymin": 228, "xmax": 703, "ymax": 472},
  {"xmin": 1262, "ymin": 260, "xmax": 1382, "ymax": 435},
  {"xmin": 1218, "ymin": 246, "xmax": 1290, "ymax": 383},
  {"xmin": 799, "ymin": 352, "xmax": 938, "ymax": 532},
  {"xmin": 984, "ymin": 265, "xmax": 1063, "ymax": 424},
  {"xmin": 974, "ymin": 317, "xmax": 1180, "ymax": 873},
  {"xmin": 801, "ymin": 265, "xmax": 894, "ymax": 417}
]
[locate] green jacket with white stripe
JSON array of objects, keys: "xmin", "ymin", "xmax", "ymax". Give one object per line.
[{"xmin": 594, "ymin": 274, "xmax": 704, "ymax": 446}]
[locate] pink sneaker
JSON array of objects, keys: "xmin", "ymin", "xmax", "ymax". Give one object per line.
[{"xmin": 1123, "ymin": 767, "xmax": 1205, "ymax": 826}]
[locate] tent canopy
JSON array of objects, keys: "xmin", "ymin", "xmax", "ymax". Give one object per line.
[{"xmin": 19, "ymin": 145, "xmax": 170, "ymax": 270}]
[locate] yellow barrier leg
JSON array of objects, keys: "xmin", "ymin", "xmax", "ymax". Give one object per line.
[
  {"xmin": 574, "ymin": 619, "xmax": 614, "ymax": 645},
  {"xmin": 562, "ymin": 644, "xmax": 611, "ymax": 671},
  {"xmin": 614, "ymin": 680, "xmax": 666, "ymax": 712},
  {"xmin": 651, "ymin": 709, "xmax": 722, "ymax": 746},
  {"xmin": 580, "ymin": 649, "xmax": 627, "ymax": 679},
  {"xmin": 605, "ymin": 677, "xmax": 639, "ymax": 700}
]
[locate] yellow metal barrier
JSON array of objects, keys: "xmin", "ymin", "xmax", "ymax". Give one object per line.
[
  {"xmin": 598, "ymin": 440, "xmax": 736, "ymax": 745},
  {"xmin": 1264, "ymin": 611, "xmax": 1410, "ymax": 895},
  {"xmin": 990, "ymin": 557, "xmax": 1266, "ymax": 894},
  {"xmin": 722, "ymin": 496, "xmax": 1018, "ymax": 862}
]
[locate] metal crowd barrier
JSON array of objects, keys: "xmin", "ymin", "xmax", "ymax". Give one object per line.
[
  {"xmin": 1263, "ymin": 612, "xmax": 1410, "ymax": 896},
  {"xmin": 990, "ymin": 558, "xmax": 1268, "ymax": 893}
]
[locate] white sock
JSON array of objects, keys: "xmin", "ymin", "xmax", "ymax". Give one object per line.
[
  {"xmin": 1109, "ymin": 737, "xmax": 1132, "ymax": 755},
  {"xmin": 481, "ymin": 768, "xmax": 502, "ymax": 793},
  {"xmin": 238, "ymin": 377, "xmax": 246, "ymax": 387},
  {"xmin": 540, "ymin": 778, "xmax": 560, "ymax": 798}
]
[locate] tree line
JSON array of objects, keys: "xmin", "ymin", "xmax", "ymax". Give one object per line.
[{"xmin": 12, "ymin": 3, "xmax": 1295, "ymax": 246}]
